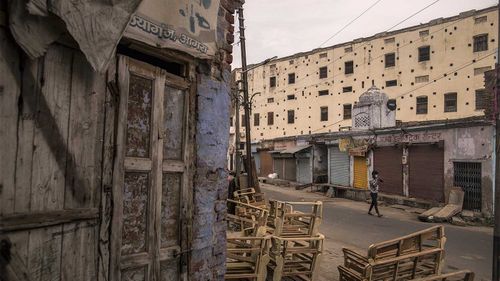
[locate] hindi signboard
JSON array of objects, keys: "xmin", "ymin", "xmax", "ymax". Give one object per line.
[{"xmin": 125, "ymin": 0, "xmax": 220, "ymax": 58}]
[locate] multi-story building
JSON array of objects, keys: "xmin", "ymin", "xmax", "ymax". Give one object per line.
[
  {"xmin": 233, "ymin": 5, "xmax": 497, "ymax": 141},
  {"xmin": 229, "ymin": 6, "xmax": 498, "ymax": 217}
]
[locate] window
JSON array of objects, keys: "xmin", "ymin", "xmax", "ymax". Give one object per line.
[
  {"xmin": 385, "ymin": 80, "xmax": 397, "ymax": 87},
  {"xmin": 474, "ymin": 66, "xmax": 492, "ymax": 75},
  {"xmin": 267, "ymin": 97, "xmax": 274, "ymax": 103},
  {"xmin": 345, "ymin": 61, "xmax": 354, "ymax": 74},
  {"xmin": 475, "ymin": 16, "xmax": 487, "ymax": 24},
  {"xmin": 239, "ymin": 143, "xmax": 245, "ymax": 150},
  {"xmin": 416, "ymin": 96, "xmax": 428, "ymax": 114},
  {"xmin": 475, "ymin": 89, "xmax": 488, "ymax": 110},
  {"xmin": 418, "ymin": 46, "xmax": 430, "ymax": 62},
  {"xmin": 318, "ymin": 90, "xmax": 329, "ymax": 96},
  {"xmin": 230, "ymin": 117, "xmax": 233, "ymax": 126},
  {"xmin": 342, "ymin": 86, "xmax": 353, "ymax": 93},
  {"xmin": 415, "ymin": 75, "xmax": 429, "ymax": 83},
  {"xmin": 289, "ymin": 60, "xmax": 294, "ymax": 65},
  {"xmin": 270, "ymin": 76, "xmax": 276, "ymax": 87},
  {"xmin": 344, "ymin": 46, "xmax": 353, "ymax": 53},
  {"xmin": 319, "ymin": 53, "xmax": 328, "ymax": 58},
  {"xmin": 419, "ymin": 30, "xmax": 429, "ymax": 37},
  {"xmin": 384, "ymin": 37, "xmax": 395, "ymax": 44},
  {"xmin": 267, "ymin": 112, "xmax": 274, "ymax": 125},
  {"xmin": 287, "ymin": 110, "xmax": 295, "ymax": 124},
  {"xmin": 288, "ymin": 73, "xmax": 295, "ymax": 84},
  {"xmin": 343, "ymin": 104, "xmax": 352, "ymax": 120},
  {"xmin": 473, "ymin": 34, "xmax": 488, "ymax": 52},
  {"xmin": 320, "ymin": 107, "xmax": 328, "ymax": 121},
  {"xmin": 385, "ymin": 53, "xmax": 395, "ymax": 67},
  {"xmin": 254, "ymin": 113, "xmax": 260, "ymax": 126},
  {"xmin": 287, "ymin": 94, "xmax": 295, "ymax": 100},
  {"xmin": 319, "ymin": 66, "xmax": 328, "ymax": 78},
  {"xmin": 444, "ymin": 92, "xmax": 457, "ymax": 112},
  {"xmin": 241, "ymin": 114, "xmax": 246, "ymax": 127}
]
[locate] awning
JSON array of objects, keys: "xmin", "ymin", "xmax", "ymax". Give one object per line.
[{"xmin": 280, "ymin": 145, "xmax": 311, "ymax": 154}]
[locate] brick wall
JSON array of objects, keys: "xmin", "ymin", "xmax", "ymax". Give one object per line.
[{"xmin": 189, "ymin": 1, "xmax": 240, "ymax": 279}]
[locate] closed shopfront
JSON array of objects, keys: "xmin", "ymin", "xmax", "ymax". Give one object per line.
[
  {"xmin": 409, "ymin": 144, "xmax": 444, "ymax": 202},
  {"xmin": 259, "ymin": 151, "xmax": 273, "ymax": 177},
  {"xmin": 373, "ymin": 146, "xmax": 403, "ymax": 195},
  {"xmin": 284, "ymin": 158, "xmax": 297, "ymax": 181},
  {"xmin": 297, "ymin": 157, "xmax": 312, "ymax": 184},
  {"xmin": 273, "ymin": 158, "xmax": 284, "ymax": 179},
  {"xmin": 329, "ymin": 146, "xmax": 350, "ymax": 186},
  {"xmin": 353, "ymin": 156, "xmax": 368, "ymax": 189}
]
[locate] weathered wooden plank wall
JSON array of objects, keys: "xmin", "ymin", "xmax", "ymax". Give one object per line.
[{"xmin": 0, "ymin": 26, "xmax": 109, "ymax": 281}]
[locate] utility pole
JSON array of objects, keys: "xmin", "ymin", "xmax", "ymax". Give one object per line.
[
  {"xmin": 237, "ymin": 5, "xmax": 254, "ymax": 189},
  {"xmin": 233, "ymin": 86, "xmax": 241, "ymax": 188},
  {"xmin": 493, "ymin": 2, "xmax": 500, "ymax": 280}
]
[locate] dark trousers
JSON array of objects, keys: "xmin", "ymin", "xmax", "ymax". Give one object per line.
[{"xmin": 369, "ymin": 192, "xmax": 379, "ymax": 214}]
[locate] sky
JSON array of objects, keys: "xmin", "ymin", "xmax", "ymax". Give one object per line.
[{"xmin": 231, "ymin": 0, "xmax": 498, "ymax": 68}]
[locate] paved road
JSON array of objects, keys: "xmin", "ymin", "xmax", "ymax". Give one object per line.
[{"xmin": 260, "ymin": 184, "xmax": 492, "ymax": 281}]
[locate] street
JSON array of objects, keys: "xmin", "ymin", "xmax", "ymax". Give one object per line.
[{"xmin": 260, "ymin": 183, "xmax": 493, "ymax": 281}]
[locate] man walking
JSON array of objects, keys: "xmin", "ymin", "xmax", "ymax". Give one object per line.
[{"xmin": 369, "ymin": 170, "xmax": 383, "ymax": 217}]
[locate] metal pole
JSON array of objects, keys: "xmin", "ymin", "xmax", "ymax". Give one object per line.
[
  {"xmin": 237, "ymin": 5, "xmax": 254, "ymax": 188},
  {"xmin": 234, "ymin": 86, "xmax": 241, "ymax": 189},
  {"xmin": 493, "ymin": 2, "xmax": 500, "ymax": 280}
]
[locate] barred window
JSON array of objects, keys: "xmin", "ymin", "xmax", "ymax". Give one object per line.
[
  {"xmin": 444, "ymin": 92, "xmax": 457, "ymax": 112},
  {"xmin": 318, "ymin": 90, "xmax": 329, "ymax": 96},
  {"xmin": 385, "ymin": 80, "xmax": 397, "ymax": 87},
  {"xmin": 475, "ymin": 16, "xmax": 487, "ymax": 24},
  {"xmin": 343, "ymin": 104, "xmax": 352, "ymax": 120},
  {"xmin": 419, "ymin": 30, "xmax": 429, "ymax": 37},
  {"xmin": 418, "ymin": 46, "xmax": 430, "ymax": 62},
  {"xmin": 254, "ymin": 113, "xmax": 260, "ymax": 126},
  {"xmin": 415, "ymin": 75, "xmax": 430, "ymax": 83},
  {"xmin": 319, "ymin": 66, "xmax": 328, "ymax": 78},
  {"xmin": 288, "ymin": 73, "xmax": 295, "ymax": 84},
  {"xmin": 267, "ymin": 98, "xmax": 274, "ymax": 103},
  {"xmin": 384, "ymin": 37, "xmax": 395, "ymax": 44},
  {"xmin": 267, "ymin": 112, "xmax": 274, "ymax": 125},
  {"xmin": 270, "ymin": 76, "xmax": 276, "ymax": 87},
  {"xmin": 320, "ymin": 107, "xmax": 328, "ymax": 121},
  {"xmin": 473, "ymin": 34, "xmax": 488, "ymax": 52},
  {"xmin": 385, "ymin": 53, "xmax": 395, "ymax": 68},
  {"xmin": 475, "ymin": 89, "xmax": 488, "ymax": 110},
  {"xmin": 287, "ymin": 110, "xmax": 295, "ymax": 124},
  {"xmin": 287, "ymin": 94, "xmax": 295, "ymax": 100},
  {"xmin": 345, "ymin": 61, "xmax": 354, "ymax": 74},
  {"xmin": 416, "ymin": 96, "xmax": 428, "ymax": 114},
  {"xmin": 343, "ymin": 86, "xmax": 353, "ymax": 93}
]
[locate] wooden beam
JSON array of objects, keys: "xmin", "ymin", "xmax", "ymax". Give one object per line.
[{"xmin": 0, "ymin": 208, "xmax": 99, "ymax": 232}]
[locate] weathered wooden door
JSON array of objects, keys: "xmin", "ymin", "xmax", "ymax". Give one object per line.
[{"xmin": 111, "ymin": 57, "xmax": 190, "ymax": 281}]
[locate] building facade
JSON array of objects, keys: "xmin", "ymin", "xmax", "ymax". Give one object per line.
[
  {"xmin": 1, "ymin": 0, "xmax": 238, "ymax": 280},
  {"xmin": 232, "ymin": 6, "xmax": 498, "ymax": 141}
]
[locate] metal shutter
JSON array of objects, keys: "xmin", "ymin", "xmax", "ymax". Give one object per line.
[
  {"xmin": 284, "ymin": 158, "xmax": 296, "ymax": 181},
  {"xmin": 373, "ymin": 147, "xmax": 403, "ymax": 195},
  {"xmin": 409, "ymin": 144, "xmax": 444, "ymax": 202},
  {"xmin": 297, "ymin": 158, "xmax": 312, "ymax": 184},
  {"xmin": 353, "ymin": 156, "xmax": 368, "ymax": 189},
  {"xmin": 329, "ymin": 147, "xmax": 350, "ymax": 186},
  {"xmin": 273, "ymin": 158, "xmax": 284, "ymax": 179}
]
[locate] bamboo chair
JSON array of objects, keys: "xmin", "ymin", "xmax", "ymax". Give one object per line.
[{"xmin": 234, "ymin": 188, "xmax": 267, "ymax": 207}]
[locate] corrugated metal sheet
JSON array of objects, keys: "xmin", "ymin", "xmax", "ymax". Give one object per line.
[
  {"xmin": 409, "ymin": 145, "xmax": 444, "ymax": 202},
  {"xmin": 280, "ymin": 145, "xmax": 311, "ymax": 154},
  {"xmin": 373, "ymin": 146, "xmax": 403, "ymax": 195},
  {"xmin": 297, "ymin": 158, "xmax": 312, "ymax": 184},
  {"xmin": 284, "ymin": 158, "xmax": 296, "ymax": 181},
  {"xmin": 274, "ymin": 158, "xmax": 284, "ymax": 179},
  {"xmin": 353, "ymin": 156, "xmax": 368, "ymax": 189},
  {"xmin": 329, "ymin": 146, "xmax": 350, "ymax": 186}
]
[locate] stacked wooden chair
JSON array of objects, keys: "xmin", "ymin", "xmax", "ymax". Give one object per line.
[
  {"xmin": 267, "ymin": 200, "xmax": 324, "ymax": 281},
  {"xmin": 226, "ymin": 199, "xmax": 271, "ymax": 281},
  {"xmin": 338, "ymin": 226, "xmax": 453, "ymax": 281},
  {"xmin": 233, "ymin": 188, "xmax": 267, "ymax": 208}
]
